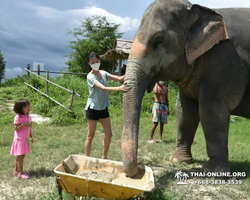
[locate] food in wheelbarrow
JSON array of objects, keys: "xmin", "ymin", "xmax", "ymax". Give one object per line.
[
  {"xmin": 54, "ymin": 155, "xmax": 155, "ymax": 199},
  {"xmin": 75, "ymin": 168, "xmax": 147, "ymax": 188},
  {"xmin": 62, "ymin": 160, "xmax": 147, "ymax": 187},
  {"xmin": 76, "ymin": 170, "xmax": 118, "ymax": 182}
]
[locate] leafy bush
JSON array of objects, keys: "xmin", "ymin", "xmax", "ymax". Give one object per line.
[
  {"xmin": 1, "ymin": 75, "xmax": 179, "ymax": 125},
  {"xmin": 2, "ymin": 74, "xmax": 26, "ymax": 87},
  {"xmin": 29, "ymin": 75, "xmax": 45, "ymax": 89}
]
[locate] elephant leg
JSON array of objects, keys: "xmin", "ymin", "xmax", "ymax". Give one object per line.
[
  {"xmin": 231, "ymin": 85, "xmax": 250, "ymax": 118},
  {"xmin": 170, "ymin": 91, "xmax": 199, "ymax": 163},
  {"xmin": 199, "ymin": 98, "xmax": 231, "ymax": 173}
]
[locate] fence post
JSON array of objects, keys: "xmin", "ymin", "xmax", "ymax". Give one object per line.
[
  {"xmin": 27, "ymin": 64, "xmax": 30, "ymax": 81},
  {"xmin": 38, "ymin": 65, "xmax": 40, "ymax": 76},
  {"xmin": 46, "ymin": 70, "xmax": 49, "ymax": 94},
  {"xmin": 70, "ymin": 90, "xmax": 74, "ymax": 108}
]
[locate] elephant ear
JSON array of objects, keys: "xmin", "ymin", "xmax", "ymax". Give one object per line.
[{"xmin": 185, "ymin": 5, "xmax": 229, "ymax": 65}]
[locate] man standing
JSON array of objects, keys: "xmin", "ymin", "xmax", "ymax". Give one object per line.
[{"xmin": 148, "ymin": 81, "xmax": 169, "ymax": 143}]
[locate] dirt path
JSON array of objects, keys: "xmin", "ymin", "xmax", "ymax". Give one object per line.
[{"xmin": 3, "ymin": 100, "xmax": 51, "ymax": 124}]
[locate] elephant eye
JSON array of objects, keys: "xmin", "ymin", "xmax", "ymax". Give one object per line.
[{"xmin": 153, "ymin": 36, "xmax": 164, "ymax": 49}]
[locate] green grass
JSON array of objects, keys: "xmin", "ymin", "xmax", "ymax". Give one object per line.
[
  {"xmin": 0, "ymin": 76, "xmax": 249, "ymax": 199},
  {"xmin": 0, "ymin": 106, "xmax": 249, "ymax": 199}
]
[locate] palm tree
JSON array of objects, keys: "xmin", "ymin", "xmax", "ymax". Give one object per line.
[
  {"xmin": 175, "ymin": 170, "xmax": 183, "ymax": 181},
  {"xmin": 182, "ymin": 172, "xmax": 189, "ymax": 182}
]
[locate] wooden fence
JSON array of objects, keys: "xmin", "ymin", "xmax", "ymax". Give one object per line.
[{"xmin": 24, "ymin": 64, "xmax": 86, "ymax": 113}]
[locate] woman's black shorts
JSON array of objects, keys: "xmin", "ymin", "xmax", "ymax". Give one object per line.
[{"xmin": 85, "ymin": 107, "xmax": 110, "ymax": 120}]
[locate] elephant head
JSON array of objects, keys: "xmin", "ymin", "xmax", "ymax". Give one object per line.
[{"xmin": 122, "ymin": 0, "xmax": 228, "ymax": 177}]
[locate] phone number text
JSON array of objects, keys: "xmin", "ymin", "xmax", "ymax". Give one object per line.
[{"xmin": 194, "ymin": 179, "xmax": 242, "ymax": 185}]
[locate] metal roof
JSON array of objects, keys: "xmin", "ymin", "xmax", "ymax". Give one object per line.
[{"xmin": 100, "ymin": 38, "xmax": 133, "ymax": 61}]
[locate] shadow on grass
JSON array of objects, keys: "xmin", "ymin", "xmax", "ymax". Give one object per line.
[
  {"xmin": 159, "ymin": 139, "xmax": 176, "ymax": 144},
  {"xmin": 229, "ymin": 160, "xmax": 250, "ymax": 175},
  {"xmin": 191, "ymin": 159, "xmax": 250, "ymax": 180},
  {"xmin": 128, "ymin": 168, "xmax": 190, "ymax": 200},
  {"xmin": 128, "ymin": 188, "xmax": 170, "ymax": 200},
  {"xmin": 154, "ymin": 159, "xmax": 250, "ymax": 187},
  {"xmin": 28, "ymin": 167, "xmax": 55, "ymax": 178}
]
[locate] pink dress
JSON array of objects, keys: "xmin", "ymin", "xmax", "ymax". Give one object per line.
[{"xmin": 10, "ymin": 114, "xmax": 32, "ymax": 156}]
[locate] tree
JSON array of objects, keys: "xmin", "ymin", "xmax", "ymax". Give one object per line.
[
  {"xmin": 0, "ymin": 47, "xmax": 6, "ymax": 83},
  {"xmin": 66, "ymin": 15, "xmax": 123, "ymax": 74}
]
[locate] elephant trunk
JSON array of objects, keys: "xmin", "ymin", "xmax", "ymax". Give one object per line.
[
  {"xmin": 122, "ymin": 90, "xmax": 140, "ymax": 177},
  {"xmin": 122, "ymin": 68, "xmax": 146, "ymax": 177},
  {"xmin": 122, "ymin": 36, "xmax": 150, "ymax": 177}
]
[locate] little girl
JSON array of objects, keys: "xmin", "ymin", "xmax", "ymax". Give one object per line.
[{"xmin": 10, "ymin": 98, "xmax": 33, "ymax": 179}]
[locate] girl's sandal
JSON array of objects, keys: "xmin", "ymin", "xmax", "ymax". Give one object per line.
[
  {"xmin": 18, "ymin": 172, "xmax": 31, "ymax": 179},
  {"xmin": 13, "ymin": 171, "xmax": 19, "ymax": 176}
]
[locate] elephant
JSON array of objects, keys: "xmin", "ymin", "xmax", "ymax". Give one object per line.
[{"xmin": 122, "ymin": 0, "xmax": 250, "ymax": 177}]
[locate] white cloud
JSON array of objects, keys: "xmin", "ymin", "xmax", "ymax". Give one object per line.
[
  {"xmin": 16, "ymin": 2, "xmax": 140, "ymax": 33},
  {"xmin": 5, "ymin": 67, "xmax": 25, "ymax": 80},
  {"xmin": 192, "ymin": 0, "xmax": 250, "ymax": 8},
  {"xmin": 131, "ymin": 19, "xmax": 140, "ymax": 28}
]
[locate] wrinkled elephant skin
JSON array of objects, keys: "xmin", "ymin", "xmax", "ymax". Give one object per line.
[{"xmin": 122, "ymin": 0, "xmax": 250, "ymax": 177}]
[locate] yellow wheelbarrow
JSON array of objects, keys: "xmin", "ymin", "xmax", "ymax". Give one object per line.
[{"xmin": 54, "ymin": 155, "xmax": 155, "ymax": 199}]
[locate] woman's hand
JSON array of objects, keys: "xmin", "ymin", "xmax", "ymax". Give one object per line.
[
  {"xmin": 120, "ymin": 75, "xmax": 124, "ymax": 82},
  {"xmin": 119, "ymin": 84, "xmax": 125, "ymax": 91},
  {"xmin": 30, "ymin": 137, "xmax": 34, "ymax": 143}
]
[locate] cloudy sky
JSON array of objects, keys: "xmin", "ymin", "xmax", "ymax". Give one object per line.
[{"xmin": 1, "ymin": 0, "xmax": 250, "ymax": 80}]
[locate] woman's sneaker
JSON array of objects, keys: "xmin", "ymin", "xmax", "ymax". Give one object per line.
[{"xmin": 148, "ymin": 140, "xmax": 155, "ymax": 144}]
